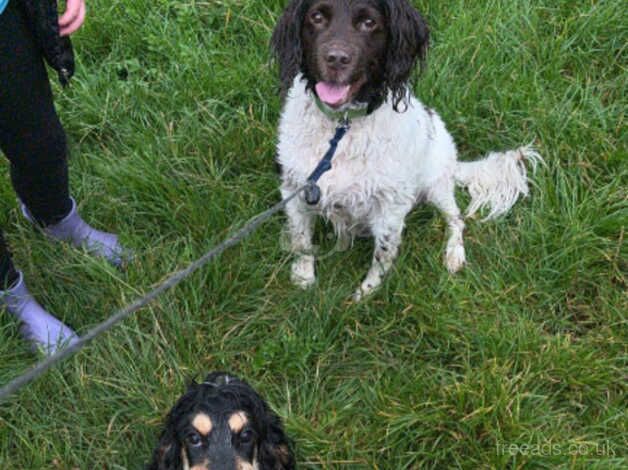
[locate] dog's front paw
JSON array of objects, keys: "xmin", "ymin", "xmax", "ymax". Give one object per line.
[
  {"xmin": 352, "ymin": 278, "xmax": 380, "ymax": 302},
  {"xmin": 290, "ymin": 255, "xmax": 316, "ymax": 289},
  {"xmin": 445, "ymin": 243, "xmax": 466, "ymax": 273},
  {"xmin": 351, "ymin": 287, "xmax": 366, "ymax": 302}
]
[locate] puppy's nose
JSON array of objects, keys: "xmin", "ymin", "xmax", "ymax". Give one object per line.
[{"xmin": 325, "ymin": 48, "xmax": 351, "ymax": 68}]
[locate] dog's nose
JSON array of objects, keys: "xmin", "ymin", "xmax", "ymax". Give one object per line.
[{"xmin": 325, "ymin": 48, "xmax": 351, "ymax": 68}]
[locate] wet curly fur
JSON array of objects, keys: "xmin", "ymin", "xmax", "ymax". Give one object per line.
[{"xmin": 271, "ymin": 0, "xmax": 542, "ymax": 300}]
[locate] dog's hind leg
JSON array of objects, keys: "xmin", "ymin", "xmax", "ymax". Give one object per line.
[
  {"xmin": 353, "ymin": 206, "xmax": 408, "ymax": 301},
  {"xmin": 283, "ymin": 192, "xmax": 317, "ymax": 288},
  {"xmin": 428, "ymin": 180, "xmax": 466, "ymax": 273}
]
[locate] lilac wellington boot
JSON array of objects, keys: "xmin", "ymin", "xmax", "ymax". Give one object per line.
[
  {"xmin": 1, "ymin": 272, "xmax": 78, "ymax": 355},
  {"xmin": 21, "ymin": 197, "xmax": 125, "ymax": 266}
]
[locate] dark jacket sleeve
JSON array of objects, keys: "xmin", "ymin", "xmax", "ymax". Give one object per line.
[{"xmin": 18, "ymin": 0, "xmax": 75, "ymax": 85}]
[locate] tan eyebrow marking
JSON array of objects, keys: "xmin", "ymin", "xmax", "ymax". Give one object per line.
[
  {"xmin": 191, "ymin": 413, "xmax": 213, "ymax": 436},
  {"xmin": 228, "ymin": 411, "xmax": 248, "ymax": 433}
]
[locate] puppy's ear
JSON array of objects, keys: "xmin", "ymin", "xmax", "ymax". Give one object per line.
[
  {"xmin": 384, "ymin": 0, "xmax": 430, "ymax": 111},
  {"xmin": 271, "ymin": 0, "xmax": 308, "ymax": 94},
  {"xmin": 147, "ymin": 429, "xmax": 182, "ymax": 470},
  {"xmin": 259, "ymin": 411, "xmax": 295, "ymax": 470}
]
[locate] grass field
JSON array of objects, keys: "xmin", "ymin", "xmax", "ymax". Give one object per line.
[{"xmin": 0, "ymin": 0, "xmax": 625, "ymax": 468}]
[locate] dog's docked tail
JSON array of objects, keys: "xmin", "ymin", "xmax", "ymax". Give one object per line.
[{"xmin": 454, "ymin": 144, "xmax": 544, "ymax": 221}]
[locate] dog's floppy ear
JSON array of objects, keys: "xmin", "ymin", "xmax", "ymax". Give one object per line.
[
  {"xmin": 271, "ymin": 0, "xmax": 309, "ymax": 94},
  {"xmin": 383, "ymin": 0, "xmax": 430, "ymax": 111},
  {"xmin": 147, "ymin": 382, "xmax": 195, "ymax": 470},
  {"xmin": 147, "ymin": 427, "xmax": 182, "ymax": 470},
  {"xmin": 259, "ymin": 409, "xmax": 295, "ymax": 469}
]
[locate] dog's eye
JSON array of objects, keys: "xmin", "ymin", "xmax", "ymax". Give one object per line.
[
  {"xmin": 186, "ymin": 432, "xmax": 202, "ymax": 447},
  {"xmin": 239, "ymin": 429, "xmax": 254, "ymax": 444},
  {"xmin": 310, "ymin": 11, "xmax": 325, "ymax": 25},
  {"xmin": 358, "ymin": 18, "xmax": 376, "ymax": 32}
]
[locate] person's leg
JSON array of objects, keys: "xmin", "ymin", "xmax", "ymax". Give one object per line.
[
  {"xmin": 0, "ymin": 229, "xmax": 77, "ymax": 354},
  {"xmin": 0, "ymin": 1, "xmax": 125, "ymax": 265},
  {"xmin": 0, "ymin": 0, "xmax": 72, "ymax": 224},
  {"xmin": 0, "ymin": 231, "xmax": 19, "ymax": 290}
]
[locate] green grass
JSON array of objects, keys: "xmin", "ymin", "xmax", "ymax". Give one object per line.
[{"xmin": 0, "ymin": 0, "xmax": 625, "ymax": 468}]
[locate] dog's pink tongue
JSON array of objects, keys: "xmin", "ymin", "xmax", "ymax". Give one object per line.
[{"xmin": 315, "ymin": 82, "xmax": 351, "ymax": 107}]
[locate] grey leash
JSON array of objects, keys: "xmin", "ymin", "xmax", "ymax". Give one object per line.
[{"xmin": 0, "ymin": 185, "xmax": 308, "ymax": 402}]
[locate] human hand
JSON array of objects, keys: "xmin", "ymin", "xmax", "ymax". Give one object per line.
[{"xmin": 59, "ymin": 0, "xmax": 86, "ymax": 37}]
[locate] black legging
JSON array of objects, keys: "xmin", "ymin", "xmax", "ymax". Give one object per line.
[{"xmin": 0, "ymin": 0, "xmax": 73, "ymax": 288}]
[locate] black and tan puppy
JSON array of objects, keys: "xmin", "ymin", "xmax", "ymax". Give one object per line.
[{"xmin": 148, "ymin": 372, "xmax": 295, "ymax": 470}]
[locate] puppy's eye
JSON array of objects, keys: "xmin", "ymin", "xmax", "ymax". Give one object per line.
[
  {"xmin": 310, "ymin": 11, "xmax": 325, "ymax": 25},
  {"xmin": 186, "ymin": 432, "xmax": 202, "ymax": 447},
  {"xmin": 239, "ymin": 429, "xmax": 254, "ymax": 444},
  {"xmin": 358, "ymin": 18, "xmax": 376, "ymax": 31}
]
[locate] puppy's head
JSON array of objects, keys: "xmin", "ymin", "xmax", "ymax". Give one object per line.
[
  {"xmin": 148, "ymin": 372, "xmax": 294, "ymax": 470},
  {"xmin": 271, "ymin": 0, "xmax": 429, "ymax": 112}
]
